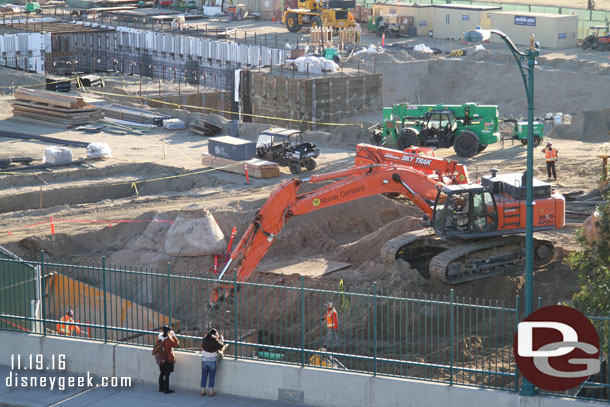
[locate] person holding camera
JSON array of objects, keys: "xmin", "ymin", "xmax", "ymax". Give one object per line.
[
  {"xmin": 200, "ymin": 328, "xmax": 226, "ymax": 397},
  {"xmin": 152, "ymin": 325, "xmax": 179, "ymax": 394}
]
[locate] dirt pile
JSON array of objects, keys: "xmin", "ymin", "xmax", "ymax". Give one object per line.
[
  {"xmin": 348, "ymin": 49, "xmax": 610, "ymax": 124},
  {"xmin": 549, "ymin": 108, "xmax": 610, "ymax": 143}
]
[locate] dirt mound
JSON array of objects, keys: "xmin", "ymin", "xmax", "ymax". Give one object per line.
[
  {"xmin": 332, "ymin": 215, "xmax": 422, "ymax": 265},
  {"xmin": 548, "ymin": 108, "xmax": 610, "ymax": 143}
]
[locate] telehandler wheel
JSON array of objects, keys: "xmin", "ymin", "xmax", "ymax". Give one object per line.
[
  {"xmin": 311, "ymin": 16, "xmax": 323, "ymax": 30},
  {"xmin": 520, "ymin": 135, "xmax": 542, "ymax": 147},
  {"xmin": 453, "ymin": 130, "xmax": 479, "ymax": 157},
  {"xmin": 396, "ymin": 128, "xmax": 420, "ymax": 150},
  {"xmin": 289, "ymin": 162, "xmax": 302, "ymax": 174},
  {"xmin": 286, "ymin": 13, "xmax": 301, "ymax": 32},
  {"xmin": 591, "ymin": 37, "xmax": 599, "ymax": 50},
  {"xmin": 582, "ymin": 37, "xmax": 593, "ymax": 49},
  {"xmin": 304, "ymin": 158, "xmax": 317, "ymax": 171}
]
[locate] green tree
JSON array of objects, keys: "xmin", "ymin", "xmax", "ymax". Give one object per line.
[{"xmin": 567, "ymin": 185, "xmax": 610, "ymax": 315}]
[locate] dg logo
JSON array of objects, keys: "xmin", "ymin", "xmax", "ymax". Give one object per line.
[{"xmin": 513, "ymin": 305, "xmax": 600, "ymax": 391}]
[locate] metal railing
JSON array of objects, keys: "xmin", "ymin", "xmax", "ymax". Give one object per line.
[{"xmin": 0, "ymin": 253, "xmax": 608, "ymax": 401}]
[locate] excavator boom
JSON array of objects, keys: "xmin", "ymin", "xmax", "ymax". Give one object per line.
[
  {"xmin": 219, "ymin": 164, "xmax": 441, "ymax": 282},
  {"xmin": 354, "ymin": 144, "xmax": 470, "ymax": 185}
]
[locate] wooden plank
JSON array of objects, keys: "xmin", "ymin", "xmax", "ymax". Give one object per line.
[
  {"xmin": 11, "ymin": 104, "xmax": 101, "ymax": 120},
  {"xmin": 12, "ymin": 100, "xmax": 99, "ymax": 113},
  {"xmin": 15, "ymin": 88, "xmax": 87, "ymax": 109},
  {"xmin": 201, "ymin": 153, "xmax": 280, "ymax": 178}
]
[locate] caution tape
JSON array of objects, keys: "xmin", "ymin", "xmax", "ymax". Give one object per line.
[
  {"xmin": 83, "ymin": 87, "xmax": 363, "ymax": 128},
  {"xmin": 0, "ymin": 76, "xmax": 78, "ymax": 90},
  {"xmin": 3, "ymin": 218, "xmax": 174, "ymax": 236}
]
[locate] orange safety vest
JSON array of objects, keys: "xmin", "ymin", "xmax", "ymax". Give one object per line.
[
  {"xmin": 326, "ymin": 308, "xmax": 338, "ymax": 330},
  {"xmin": 544, "ymin": 148, "xmax": 558, "ymax": 162},
  {"xmin": 56, "ymin": 315, "xmax": 81, "ymax": 336}
]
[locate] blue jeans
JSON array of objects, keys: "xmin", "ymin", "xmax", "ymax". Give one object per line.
[{"xmin": 201, "ymin": 360, "xmax": 217, "ymax": 389}]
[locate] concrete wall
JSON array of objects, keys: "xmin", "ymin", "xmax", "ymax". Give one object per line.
[{"xmin": 0, "ymin": 331, "xmax": 606, "ymax": 407}]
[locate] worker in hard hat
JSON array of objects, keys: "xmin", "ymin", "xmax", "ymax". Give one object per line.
[
  {"xmin": 325, "ymin": 302, "xmax": 339, "ymax": 349},
  {"xmin": 56, "ymin": 310, "xmax": 81, "ymax": 336},
  {"xmin": 541, "ymin": 141, "xmax": 558, "ymax": 181}
]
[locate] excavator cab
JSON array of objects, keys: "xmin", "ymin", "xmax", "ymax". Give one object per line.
[{"xmin": 432, "ymin": 185, "xmax": 498, "ymax": 237}]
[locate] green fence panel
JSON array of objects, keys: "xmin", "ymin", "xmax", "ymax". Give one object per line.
[{"xmin": 1, "ymin": 254, "xmax": 609, "ymax": 401}]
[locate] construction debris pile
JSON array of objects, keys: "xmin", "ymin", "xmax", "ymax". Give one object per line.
[{"xmin": 11, "ymin": 88, "xmax": 101, "ymax": 127}]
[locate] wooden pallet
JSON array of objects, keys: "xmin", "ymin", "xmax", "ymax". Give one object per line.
[
  {"xmin": 201, "ymin": 153, "xmax": 280, "ymax": 178},
  {"xmin": 14, "ymin": 88, "xmax": 87, "ymax": 109}
]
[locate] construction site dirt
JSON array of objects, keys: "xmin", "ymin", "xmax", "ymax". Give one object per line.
[{"xmin": 0, "ymin": 29, "xmax": 607, "ymax": 384}]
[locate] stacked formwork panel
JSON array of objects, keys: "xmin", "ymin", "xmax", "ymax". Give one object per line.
[{"xmin": 244, "ymin": 70, "xmax": 382, "ymax": 130}]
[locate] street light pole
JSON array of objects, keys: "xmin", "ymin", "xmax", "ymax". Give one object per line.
[{"xmin": 464, "ymin": 29, "xmax": 539, "ymax": 396}]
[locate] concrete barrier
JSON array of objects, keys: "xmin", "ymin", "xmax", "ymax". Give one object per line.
[{"xmin": 0, "ymin": 331, "xmax": 605, "ymax": 407}]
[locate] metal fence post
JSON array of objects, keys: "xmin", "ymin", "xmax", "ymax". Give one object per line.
[
  {"xmin": 40, "ymin": 251, "xmax": 45, "ymax": 336},
  {"xmin": 167, "ymin": 262, "xmax": 172, "ymax": 326},
  {"xmin": 515, "ymin": 294, "xmax": 520, "ymax": 393},
  {"xmin": 373, "ymin": 282, "xmax": 377, "ymax": 377},
  {"xmin": 450, "ymin": 289, "xmax": 454, "ymax": 385},
  {"xmin": 301, "ymin": 275, "xmax": 305, "ymax": 367},
  {"xmin": 234, "ymin": 268, "xmax": 238, "ymax": 360},
  {"xmin": 102, "ymin": 256, "xmax": 108, "ymax": 343}
]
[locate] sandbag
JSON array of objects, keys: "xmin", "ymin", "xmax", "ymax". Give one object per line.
[
  {"xmin": 44, "ymin": 146, "xmax": 72, "ymax": 165},
  {"xmin": 87, "ymin": 142, "xmax": 111, "ymax": 159}
]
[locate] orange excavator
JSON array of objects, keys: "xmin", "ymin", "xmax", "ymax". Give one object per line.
[
  {"xmin": 213, "ymin": 144, "xmax": 564, "ymax": 302},
  {"xmin": 354, "ymin": 144, "xmax": 470, "ymax": 184}
]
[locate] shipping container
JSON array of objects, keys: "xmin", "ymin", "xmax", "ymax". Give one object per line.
[
  {"xmin": 489, "ymin": 11, "xmax": 578, "ymax": 49},
  {"xmin": 209, "ymin": 136, "xmax": 257, "ymax": 161},
  {"xmin": 432, "ymin": 4, "xmax": 501, "ymax": 41},
  {"xmin": 372, "ymin": 3, "xmax": 434, "ymax": 36}
]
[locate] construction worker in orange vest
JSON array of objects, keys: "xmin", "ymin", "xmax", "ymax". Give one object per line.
[
  {"xmin": 56, "ymin": 310, "xmax": 81, "ymax": 336},
  {"xmin": 325, "ymin": 302, "xmax": 338, "ymax": 349},
  {"xmin": 541, "ymin": 141, "xmax": 558, "ymax": 181}
]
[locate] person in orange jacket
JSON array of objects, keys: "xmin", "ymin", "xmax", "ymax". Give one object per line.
[
  {"xmin": 541, "ymin": 141, "xmax": 558, "ymax": 181},
  {"xmin": 325, "ymin": 302, "xmax": 339, "ymax": 349},
  {"xmin": 56, "ymin": 310, "xmax": 81, "ymax": 336}
]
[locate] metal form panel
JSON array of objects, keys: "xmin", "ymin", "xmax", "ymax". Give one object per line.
[
  {"xmin": 191, "ymin": 38, "xmax": 199, "ymax": 57},
  {"xmin": 173, "ymin": 35, "xmax": 181, "ymax": 55},
  {"xmin": 165, "ymin": 34, "xmax": 173, "ymax": 54},
  {"xmin": 182, "ymin": 35, "xmax": 189, "ymax": 55},
  {"xmin": 155, "ymin": 32, "xmax": 164, "ymax": 53},
  {"xmin": 201, "ymin": 39, "xmax": 210, "ymax": 59}
]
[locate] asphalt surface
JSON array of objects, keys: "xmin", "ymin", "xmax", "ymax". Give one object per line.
[{"xmin": 0, "ymin": 365, "xmax": 314, "ymax": 407}]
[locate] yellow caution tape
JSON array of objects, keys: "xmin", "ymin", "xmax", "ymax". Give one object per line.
[{"xmin": 84, "ymin": 87, "xmax": 363, "ymax": 128}]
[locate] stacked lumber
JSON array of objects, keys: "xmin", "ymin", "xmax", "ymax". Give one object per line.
[
  {"xmin": 190, "ymin": 119, "xmax": 222, "ymax": 137},
  {"xmin": 102, "ymin": 104, "xmax": 170, "ymax": 127},
  {"xmin": 201, "ymin": 153, "xmax": 280, "ymax": 178},
  {"xmin": 11, "ymin": 88, "xmax": 101, "ymax": 127}
]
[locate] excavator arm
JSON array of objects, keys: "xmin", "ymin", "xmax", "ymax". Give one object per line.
[
  {"xmin": 354, "ymin": 144, "xmax": 470, "ymax": 185},
  {"xmin": 218, "ymin": 164, "xmax": 442, "ymax": 283}
]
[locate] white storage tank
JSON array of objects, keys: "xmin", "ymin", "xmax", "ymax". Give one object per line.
[{"xmin": 489, "ymin": 11, "xmax": 578, "ymax": 49}]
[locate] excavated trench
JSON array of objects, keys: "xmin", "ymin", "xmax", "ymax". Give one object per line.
[{"xmin": 0, "ymin": 163, "xmax": 227, "ymax": 214}]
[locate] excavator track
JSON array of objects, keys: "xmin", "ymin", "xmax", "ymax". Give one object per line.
[
  {"xmin": 380, "ymin": 229, "xmax": 435, "ymax": 265},
  {"xmin": 380, "ymin": 232, "xmax": 555, "ymax": 284}
]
